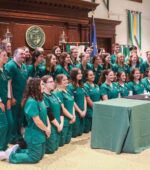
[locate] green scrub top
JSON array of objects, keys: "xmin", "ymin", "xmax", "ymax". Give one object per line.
[
  {"xmin": 55, "ymin": 90, "xmax": 74, "ymax": 126},
  {"xmin": 111, "ymin": 54, "xmax": 117, "ymax": 64},
  {"xmin": 43, "ymin": 92, "xmax": 62, "ymax": 124},
  {"xmin": 67, "ymin": 83, "xmax": 85, "ymax": 113},
  {"xmin": 27, "ymin": 64, "xmax": 45, "ymax": 78},
  {"xmin": 54, "ymin": 64, "xmax": 74, "ymax": 79},
  {"xmin": 91, "ymin": 64, "xmax": 103, "ymax": 84},
  {"xmin": 112, "ymin": 63, "xmax": 130, "ymax": 74},
  {"xmin": 127, "ymin": 81, "xmax": 144, "ymax": 95},
  {"xmin": 84, "ymin": 82, "xmax": 101, "ymax": 117},
  {"xmin": 24, "ymin": 97, "xmax": 47, "ymax": 144},
  {"xmin": 127, "ymin": 63, "xmax": 142, "ymax": 74},
  {"xmin": 140, "ymin": 61, "xmax": 150, "ymax": 74},
  {"xmin": 115, "ymin": 82, "xmax": 129, "ymax": 97},
  {"xmin": 5, "ymin": 60, "xmax": 28, "ymax": 103},
  {"xmin": 0, "ymin": 68, "xmax": 9, "ymax": 104},
  {"xmin": 141, "ymin": 77, "xmax": 150, "ymax": 92},
  {"xmin": 100, "ymin": 82, "xmax": 119, "ymax": 99}
]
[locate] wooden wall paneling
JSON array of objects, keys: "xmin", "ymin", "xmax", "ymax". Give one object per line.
[{"xmin": 0, "ymin": 0, "xmax": 99, "ymax": 52}]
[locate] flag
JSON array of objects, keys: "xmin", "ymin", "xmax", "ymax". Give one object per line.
[
  {"xmin": 128, "ymin": 10, "xmax": 142, "ymax": 50},
  {"xmin": 120, "ymin": 45, "xmax": 130, "ymax": 59},
  {"xmin": 90, "ymin": 16, "xmax": 98, "ymax": 57}
]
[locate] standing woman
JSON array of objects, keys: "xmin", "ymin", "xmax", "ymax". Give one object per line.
[
  {"xmin": 113, "ymin": 53, "xmax": 129, "ymax": 74},
  {"xmin": 128, "ymin": 68, "xmax": 144, "ymax": 95},
  {"xmin": 45, "ymin": 53, "xmax": 57, "ymax": 79},
  {"xmin": 3, "ymin": 78, "xmax": 50, "ymax": 163},
  {"xmin": 100, "ymin": 69, "xmax": 119, "ymax": 100},
  {"xmin": 126, "ymin": 52, "xmax": 141, "ymax": 76},
  {"xmin": 116, "ymin": 72, "xmax": 129, "ymax": 97},
  {"xmin": 27, "ymin": 50, "xmax": 45, "ymax": 78},
  {"xmin": 76, "ymin": 52, "xmax": 93, "ymax": 82},
  {"xmin": 55, "ymin": 74, "xmax": 75, "ymax": 145},
  {"xmin": 92, "ymin": 55, "xmax": 103, "ymax": 84},
  {"xmin": 55, "ymin": 52, "xmax": 74, "ymax": 80},
  {"xmin": 67, "ymin": 68, "xmax": 87, "ymax": 137},
  {"xmin": 141, "ymin": 68, "xmax": 150, "ymax": 92},
  {"xmin": 0, "ymin": 49, "xmax": 13, "ymax": 151},
  {"xmin": 42, "ymin": 75, "xmax": 64, "ymax": 154},
  {"xmin": 51, "ymin": 46, "xmax": 61, "ymax": 63},
  {"xmin": 84, "ymin": 70, "xmax": 101, "ymax": 133}
]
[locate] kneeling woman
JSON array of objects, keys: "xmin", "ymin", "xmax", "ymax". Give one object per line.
[
  {"xmin": 42, "ymin": 75, "xmax": 64, "ymax": 154},
  {"xmin": 55, "ymin": 74, "xmax": 75, "ymax": 146},
  {"xmin": 100, "ymin": 69, "xmax": 119, "ymax": 100},
  {"xmin": 2, "ymin": 78, "xmax": 50, "ymax": 163}
]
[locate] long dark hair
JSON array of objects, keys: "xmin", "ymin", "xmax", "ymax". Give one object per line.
[
  {"xmin": 32, "ymin": 51, "xmax": 43, "ymax": 64},
  {"xmin": 45, "ymin": 53, "xmax": 56, "ymax": 73},
  {"xmin": 117, "ymin": 71, "xmax": 126, "ymax": 82},
  {"xmin": 127, "ymin": 54, "xmax": 140, "ymax": 66},
  {"xmin": 23, "ymin": 78, "xmax": 43, "ymax": 105},
  {"xmin": 70, "ymin": 68, "xmax": 83, "ymax": 88},
  {"xmin": 59, "ymin": 52, "xmax": 70, "ymax": 67},
  {"xmin": 130, "ymin": 68, "xmax": 141, "ymax": 81},
  {"xmin": 101, "ymin": 53, "xmax": 111, "ymax": 69},
  {"xmin": 98, "ymin": 69, "xmax": 113, "ymax": 85}
]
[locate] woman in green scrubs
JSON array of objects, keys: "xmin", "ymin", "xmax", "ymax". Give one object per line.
[
  {"xmin": 54, "ymin": 52, "xmax": 74, "ymax": 80},
  {"xmin": 141, "ymin": 68, "xmax": 150, "ymax": 92},
  {"xmin": 100, "ymin": 69, "xmax": 119, "ymax": 100},
  {"xmin": 0, "ymin": 49, "xmax": 13, "ymax": 151},
  {"xmin": 27, "ymin": 50, "xmax": 45, "ymax": 78},
  {"xmin": 116, "ymin": 72, "xmax": 129, "ymax": 97},
  {"xmin": 45, "ymin": 54, "xmax": 57, "ymax": 79},
  {"xmin": 140, "ymin": 51, "xmax": 150, "ymax": 75},
  {"xmin": 0, "ymin": 78, "xmax": 50, "ymax": 163},
  {"xmin": 84, "ymin": 70, "xmax": 101, "ymax": 133},
  {"xmin": 113, "ymin": 53, "xmax": 129, "ymax": 75},
  {"xmin": 55, "ymin": 74, "xmax": 75, "ymax": 146},
  {"xmin": 127, "ymin": 68, "xmax": 144, "ymax": 95},
  {"xmin": 67, "ymin": 68, "xmax": 87, "ymax": 137},
  {"xmin": 42, "ymin": 75, "xmax": 64, "ymax": 154},
  {"xmin": 76, "ymin": 53, "xmax": 93, "ymax": 82},
  {"xmin": 126, "ymin": 53, "xmax": 142, "ymax": 77},
  {"xmin": 91, "ymin": 55, "xmax": 103, "ymax": 84}
]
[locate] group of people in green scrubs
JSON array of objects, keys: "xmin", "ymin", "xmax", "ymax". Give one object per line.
[{"xmin": 0, "ymin": 43, "xmax": 150, "ymax": 164}]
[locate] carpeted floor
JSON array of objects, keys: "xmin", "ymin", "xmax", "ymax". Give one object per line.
[{"xmin": 1, "ymin": 133, "xmax": 150, "ymax": 170}]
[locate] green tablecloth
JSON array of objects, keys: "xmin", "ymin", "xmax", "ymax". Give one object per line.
[{"xmin": 91, "ymin": 98, "xmax": 150, "ymax": 154}]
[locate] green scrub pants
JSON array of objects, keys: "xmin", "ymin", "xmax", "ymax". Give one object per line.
[
  {"xmin": 59, "ymin": 125, "xmax": 72, "ymax": 146},
  {"xmin": 0, "ymin": 111, "xmax": 8, "ymax": 151},
  {"xmin": 9, "ymin": 142, "xmax": 45, "ymax": 164},
  {"xmin": 72, "ymin": 114, "xmax": 85, "ymax": 138},
  {"xmin": 6, "ymin": 109, "xmax": 14, "ymax": 143},
  {"xmin": 10, "ymin": 103, "xmax": 24, "ymax": 143},
  {"xmin": 84, "ymin": 117, "xmax": 92, "ymax": 133},
  {"xmin": 45, "ymin": 130, "xmax": 60, "ymax": 154}
]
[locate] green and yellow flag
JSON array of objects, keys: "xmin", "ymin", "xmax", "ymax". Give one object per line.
[{"xmin": 128, "ymin": 10, "xmax": 142, "ymax": 50}]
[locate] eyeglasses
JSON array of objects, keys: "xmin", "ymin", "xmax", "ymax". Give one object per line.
[{"xmin": 46, "ymin": 81, "xmax": 54, "ymax": 83}]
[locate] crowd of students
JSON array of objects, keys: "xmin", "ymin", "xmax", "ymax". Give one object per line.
[{"xmin": 0, "ymin": 42, "xmax": 150, "ymax": 164}]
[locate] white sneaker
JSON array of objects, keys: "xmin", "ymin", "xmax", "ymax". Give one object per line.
[
  {"xmin": 5, "ymin": 144, "xmax": 19, "ymax": 161},
  {"xmin": 0, "ymin": 151, "xmax": 7, "ymax": 161}
]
